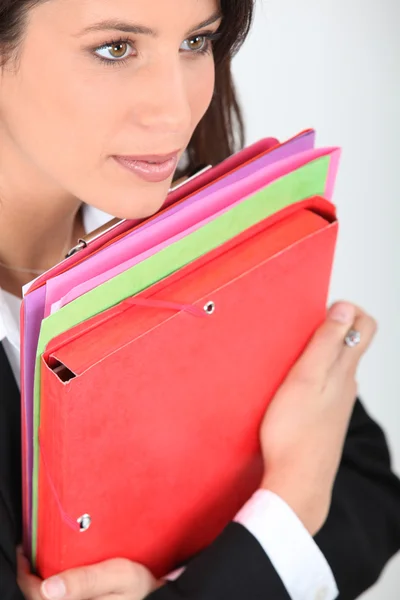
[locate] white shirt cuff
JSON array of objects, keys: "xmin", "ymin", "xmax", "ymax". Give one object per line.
[
  {"xmin": 164, "ymin": 566, "xmax": 186, "ymax": 581},
  {"xmin": 234, "ymin": 489, "xmax": 339, "ymax": 600}
]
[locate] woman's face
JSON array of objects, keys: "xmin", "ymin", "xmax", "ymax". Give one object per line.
[{"xmin": 0, "ymin": 0, "xmax": 220, "ymax": 218}]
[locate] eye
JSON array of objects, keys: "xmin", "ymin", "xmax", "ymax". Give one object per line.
[
  {"xmin": 180, "ymin": 35, "xmax": 209, "ymax": 53},
  {"xmin": 94, "ymin": 41, "xmax": 135, "ymax": 62}
]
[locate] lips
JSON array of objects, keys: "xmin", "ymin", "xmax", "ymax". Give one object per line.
[{"xmin": 113, "ymin": 151, "xmax": 180, "ymax": 183}]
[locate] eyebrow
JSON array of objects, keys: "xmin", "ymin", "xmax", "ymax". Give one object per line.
[{"xmin": 76, "ymin": 11, "xmax": 222, "ymax": 38}]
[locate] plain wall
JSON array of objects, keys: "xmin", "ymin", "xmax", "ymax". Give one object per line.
[{"xmin": 232, "ymin": 1, "xmax": 400, "ymax": 598}]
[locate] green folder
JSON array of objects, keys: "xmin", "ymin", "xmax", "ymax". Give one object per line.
[{"xmin": 31, "ymin": 153, "xmax": 331, "ymax": 562}]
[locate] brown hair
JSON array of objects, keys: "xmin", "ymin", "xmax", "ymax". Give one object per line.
[
  {"xmin": 0, "ymin": 0, "xmax": 255, "ymax": 174},
  {"xmin": 188, "ymin": 0, "xmax": 255, "ymax": 173}
]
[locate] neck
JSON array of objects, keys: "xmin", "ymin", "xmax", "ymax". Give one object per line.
[
  {"xmin": 0, "ymin": 211, "xmax": 84, "ymax": 297},
  {"xmin": 0, "ymin": 133, "xmax": 85, "ymax": 296}
]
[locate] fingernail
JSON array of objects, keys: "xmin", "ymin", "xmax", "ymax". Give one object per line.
[
  {"xmin": 329, "ymin": 302, "xmax": 355, "ymax": 324},
  {"xmin": 41, "ymin": 577, "xmax": 66, "ymax": 600}
]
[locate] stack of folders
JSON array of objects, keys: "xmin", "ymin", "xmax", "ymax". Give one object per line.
[{"xmin": 20, "ymin": 129, "xmax": 341, "ymax": 579}]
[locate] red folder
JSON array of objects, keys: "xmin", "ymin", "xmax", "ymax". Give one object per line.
[{"xmin": 37, "ymin": 196, "xmax": 338, "ymax": 579}]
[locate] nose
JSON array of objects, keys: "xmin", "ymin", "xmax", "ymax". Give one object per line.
[{"xmin": 132, "ymin": 57, "xmax": 192, "ymax": 136}]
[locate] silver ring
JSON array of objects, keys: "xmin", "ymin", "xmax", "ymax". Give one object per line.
[{"xmin": 344, "ymin": 329, "xmax": 361, "ymax": 348}]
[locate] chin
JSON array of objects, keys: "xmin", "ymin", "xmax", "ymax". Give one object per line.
[{"xmin": 92, "ymin": 180, "xmax": 173, "ymax": 221}]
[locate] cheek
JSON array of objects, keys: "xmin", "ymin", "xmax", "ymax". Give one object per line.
[
  {"xmin": 0, "ymin": 47, "xmax": 110, "ymax": 176},
  {"xmin": 0, "ymin": 43, "xmax": 217, "ymax": 219},
  {"xmin": 186, "ymin": 59, "xmax": 215, "ymax": 127}
]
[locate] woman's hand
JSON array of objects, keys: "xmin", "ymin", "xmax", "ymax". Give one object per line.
[
  {"xmin": 259, "ymin": 301, "xmax": 377, "ymax": 536},
  {"xmin": 17, "ymin": 548, "xmax": 43, "ymax": 600},
  {"xmin": 17, "ymin": 547, "xmax": 163, "ymax": 600},
  {"xmin": 17, "ymin": 301, "xmax": 374, "ymax": 597}
]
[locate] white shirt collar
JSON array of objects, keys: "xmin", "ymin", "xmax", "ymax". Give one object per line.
[
  {"xmin": 0, "ymin": 287, "xmax": 20, "ymax": 347},
  {"xmin": 0, "ymin": 203, "xmax": 112, "ymax": 347}
]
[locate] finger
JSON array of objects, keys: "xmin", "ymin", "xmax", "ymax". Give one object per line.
[
  {"xmin": 17, "ymin": 564, "xmax": 43, "ymax": 600},
  {"xmin": 16, "ymin": 547, "xmax": 43, "ymax": 600},
  {"xmin": 17, "ymin": 548, "xmax": 32, "ymax": 575},
  {"xmin": 290, "ymin": 301, "xmax": 359, "ymax": 385},
  {"xmin": 41, "ymin": 560, "xmax": 157, "ymax": 600}
]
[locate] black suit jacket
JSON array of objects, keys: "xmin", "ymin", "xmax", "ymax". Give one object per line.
[{"xmin": 1, "ymin": 342, "xmax": 400, "ymax": 600}]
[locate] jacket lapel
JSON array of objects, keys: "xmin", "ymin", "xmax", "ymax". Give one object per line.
[{"xmin": 0, "ymin": 342, "xmax": 22, "ymax": 543}]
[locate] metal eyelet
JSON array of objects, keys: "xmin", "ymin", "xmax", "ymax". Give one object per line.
[
  {"xmin": 77, "ymin": 514, "xmax": 92, "ymax": 532},
  {"xmin": 204, "ymin": 301, "xmax": 215, "ymax": 315}
]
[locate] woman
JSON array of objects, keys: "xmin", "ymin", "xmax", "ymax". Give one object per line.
[{"xmin": 0, "ymin": 1, "xmax": 399, "ymax": 599}]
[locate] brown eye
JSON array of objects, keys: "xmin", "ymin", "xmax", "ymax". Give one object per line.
[
  {"xmin": 95, "ymin": 41, "xmax": 133, "ymax": 62},
  {"xmin": 109, "ymin": 42, "xmax": 129, "ymax": 58},
  {"xmin": 180, "ymin": 35, "xmax": 208, "ymax": 53}
]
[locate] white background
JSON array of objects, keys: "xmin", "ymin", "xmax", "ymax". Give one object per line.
[{"xmin": 232, "ymin": 0, "xmax": 400, "ymax": 598}]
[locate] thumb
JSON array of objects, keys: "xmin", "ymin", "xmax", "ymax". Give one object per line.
[{"xmin": 40, "ymin": 559, "xmax": 156, "ymax": 600}]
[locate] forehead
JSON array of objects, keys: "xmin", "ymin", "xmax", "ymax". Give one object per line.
[{"xmin": 29, "ymin": 0, "xmax": 221, "ymax": 34}]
